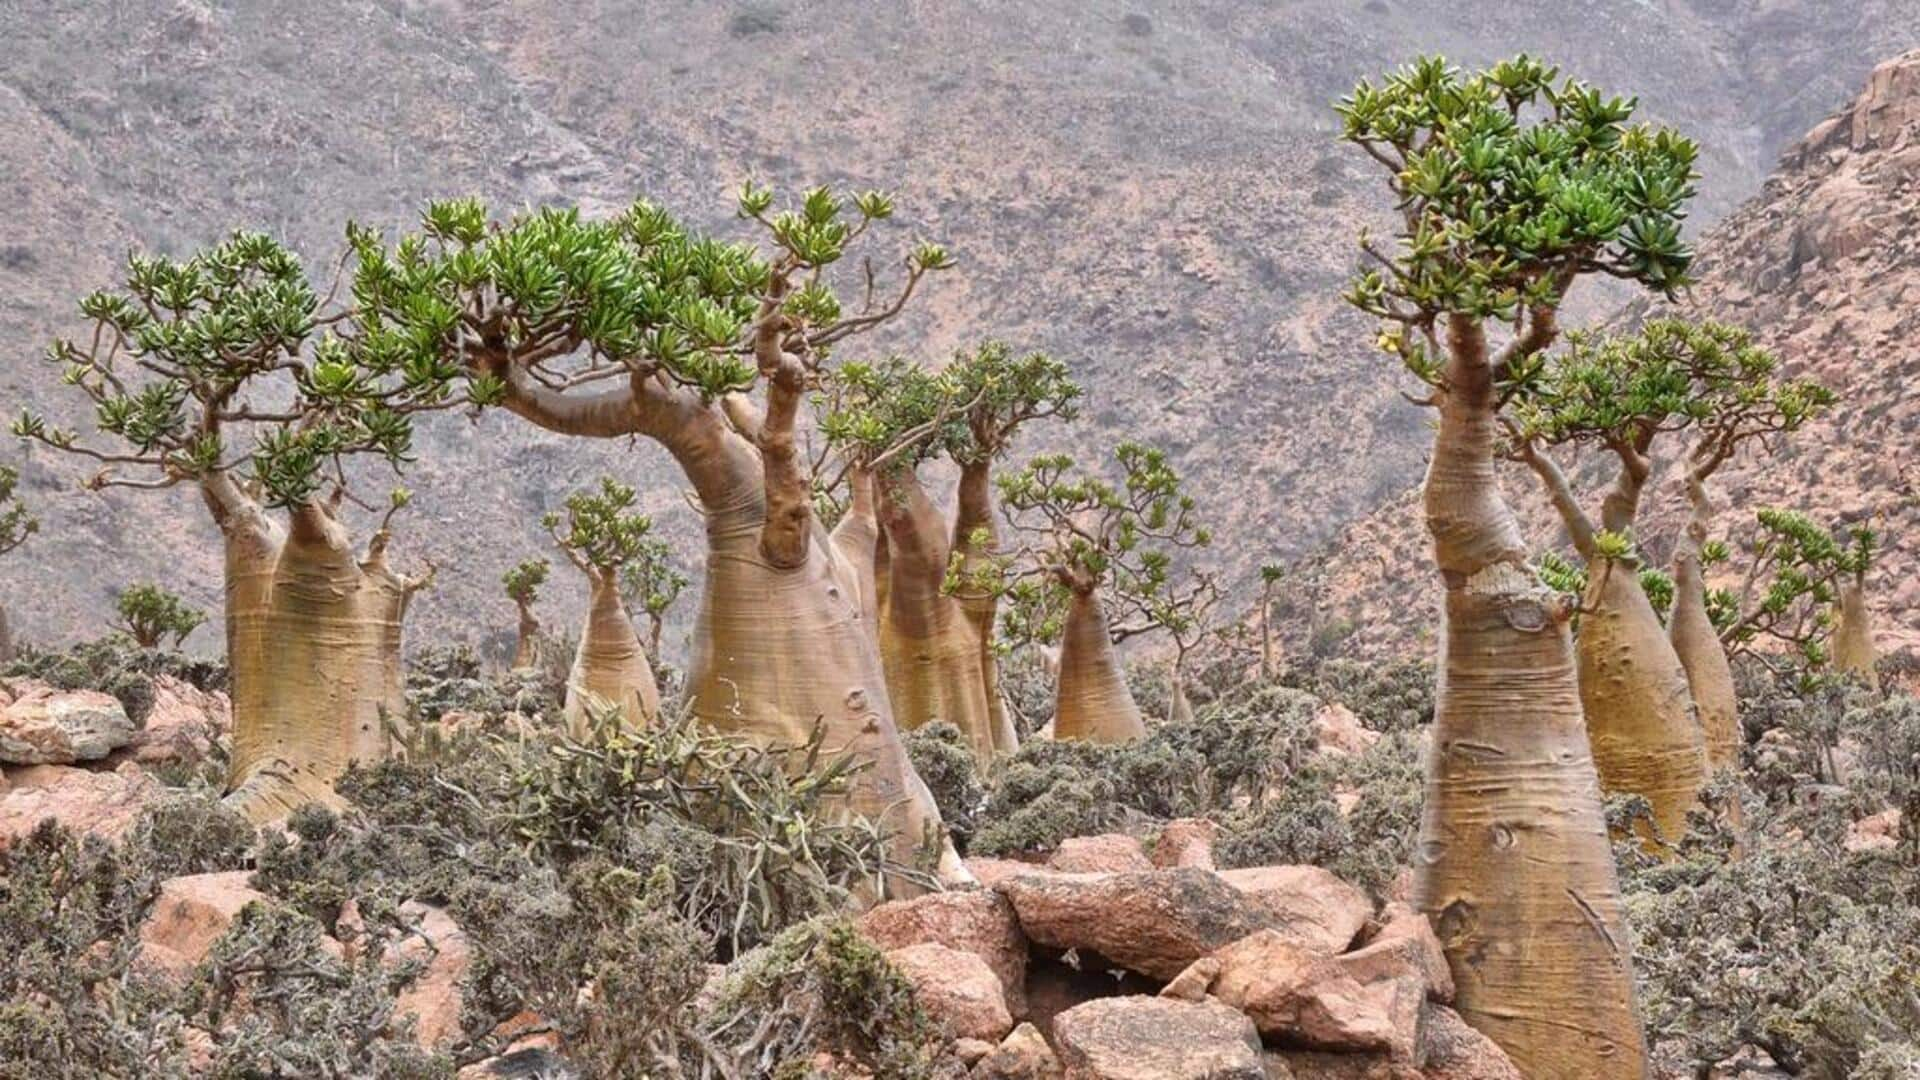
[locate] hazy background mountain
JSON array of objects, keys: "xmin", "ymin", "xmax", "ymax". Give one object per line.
[{"xmin": 3, "ymin": 0, "xmax": 1916, "ymax": 662}]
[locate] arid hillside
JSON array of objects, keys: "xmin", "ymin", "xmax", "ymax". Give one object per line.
[
  {"xmin": 1300, "ymin": 50, "xmax": 1920, "ymax": 663},
  {"xmin": 2, "ymin": 1, "xmax": 1915, "ymax": 658}
]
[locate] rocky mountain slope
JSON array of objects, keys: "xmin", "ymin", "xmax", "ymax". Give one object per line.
[
  {"xmin": 1300, "ymin": 50, "xmax": 1920, "ymax": 663},
  {"xmin": 2, "ymin": 1, "xmax": 1914, "ymax": 658}
]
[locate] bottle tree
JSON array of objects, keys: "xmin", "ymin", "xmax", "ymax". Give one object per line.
[
  {"xmin": 502, "ymin": 558, "xmax": 550, "ymax": 671},
  {"xmin": 0, "ymin": 464, "xmax": 37, "ymax": 662},
  {"xmin": 1256, "ymin": 563, "xmax": 1285, "ymax": 681},
  {"xmin": 1712, "ymin": 509, "xmax": 1878, "ymax": 690},
  {"xmin": 544, "ymin": 477, "xmax": 663, "ymax": 732},
  {"xmin": 16, "ymin": 232, "xmax": 448, "ymax": 820},
  {"xmin": 112, "ymin": 583, "xmax": 207, "ymax": 650},
  {"xmin": 820, "ymin": 343, "xmax": 1079, "ymax": 763},
  {"xmin": 1641, "ymin": 325, "xmax": 1838, "ymax": 766},
  {"xmin": 358, "ymin": 187, "xmax": 967, "ymax": 883},
  {"xmin": 986, "ymin": 442, "xmax": 1210, "ymax": 743},
  {"xmin": 1505, "ymin": 319, "xmax": 1830, "ymax": 835},
  {"xmin": 1338, "ymin": 54, "xmax": 1697, "ymax": 1076},
  {"xmin": 1123, "ymin": 570, "xmax": 1222, "ymax": 724},
  {"xmin": 619, "ymin": 538, "xmax": 688, "ymax": 661}
]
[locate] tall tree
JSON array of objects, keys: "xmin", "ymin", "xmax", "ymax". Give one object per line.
[
  {"xmin": 820, "ymin": 344, "xmax": 1079, "ymax": 762},
  {"xmin": 16, "ymin": 232, "xmax": 447, "ymax": 820},
  {"xmin": 1641, "ymin": 324, "xmax": 1837, "ymax": 767},
  {"xmin": 503, "ymin": 558, "xmax": 549, "ymax": 671},
  {"xmin": 987, "ymin": 442, "xmax": 1210, "ymax": 743},
  {"xmin": 1713, "ymin": 509, "xmax": 1877, "ymax": 693},
  {"xmin": 361, "ymin": 188, "xmax": 967, "ymax": 883},
  {"xmin": 0, "ymin": 464, "xmax": 37, "ymax": 662},
  {"xmin": 1507, "ymin": 319, "xmax": 1826, "ymax": 837},
  {"xmin": 544, "ymin": 477, "xmax": 664, "ymax": 731},
  {"xmin": 1339, "ymin": 54, "xmax": 1698, "ymax": 1076}
]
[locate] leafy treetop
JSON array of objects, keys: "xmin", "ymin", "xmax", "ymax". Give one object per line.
[
  {"xmin": 15, "ymin": 231, "xmax": 459, "ymax": 509},
  {"xmin": 351, "ymin": 185, "xmax": 953, "ymax": 409},
  {"xmin": 112, "ymin": 583, "xmax": 207, "ymax": 650},
  {"xmin": 978, "ymin": 442, "xmax": 1211, "ymax": 645},
  {"xmin": 503, "ymin": 558, "xmax": 550, "ymax": 608},
  {"xmin": 1511, "ymin": 319, "xmax": 1832, "ymax": 471},
  {"xmin": 1715, "ymin": 509, "xmax": 1876, "ymax": 681},
  {"xmin": 1338, "ymin": 54, "xmax": 1699, "ymax": 387},
  {"xmin": 544, "ymin": 477, "xmax": 666, "ymax": 577}
]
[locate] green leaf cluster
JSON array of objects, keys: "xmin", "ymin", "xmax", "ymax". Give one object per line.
[
  {"xmin": 0, "ymin": 465, "xmax": 37, "ymax": 556},
  {"xmin": 112, "ymin": 583, "xmax": 207, "ymax": 650},
  {"xmin": 502, "ymin": 558, "xmax": 550, "ymax": 607},
  {"xmin": 544, "ymin": 477, "xmax": 664, "ymax": 573}
]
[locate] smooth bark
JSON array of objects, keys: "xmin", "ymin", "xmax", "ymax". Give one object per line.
[
  {"xmin": 1520, "ymin": 446, "xmax": 1709, "ymax": 845},
  {"xmin": 1670, "ymin": 475, "xmax": 1741, "ymax": 770},
  {"xmin": 1416, "ymin": 317, "xmax": 1648, "ymax": 1078},
  {"xmin": 563, "ymin": 569, "xmax": 661, "ymax": 733},
  {"xmin": 1053, "ymin": 590, "xmax": 1147, "ymax": 744},
  {"xmin": 1833, "ymin": 576, "xmax": 1880, "ymax": 690},
  {"xmin": 875, "ymin": 466, "xmax": 1013, "ymax": 763},
  {"xmin": 512, "ymin": 600, "xmax": 541, "ymax": 670}
]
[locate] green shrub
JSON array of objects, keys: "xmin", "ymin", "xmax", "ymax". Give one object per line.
[
  {"xmin": 3, "ymin": 635, "xmax": 226, "ymax": 724},
  {"xmin": 904, "ymin": 722, "xmax": 986, "ymax": 849}
]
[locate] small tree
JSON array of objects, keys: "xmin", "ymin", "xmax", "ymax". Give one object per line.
[
  {"xmin": 1338, "ymin": 53, "xmax": 1697, "ymax": 1074},
  {"xmin": 619, "ymin": 545, "xmax": 689, "ymax": 660},
  {"xmin": 0, "ymin": 464, "xmax": 37, "ymax": 662},
  {"xmin": 1257, "ymin": 563, "xmax": 1284, "ymax": 681},
  {"xmin": 112, "ymin": 583, "xmax": 207, "ymax": 650},
  {"xmin": 15, "ymin": 232, "xmax": 449, "ymax": 820},
  {"xmin": 503, "ymin": 558, "xmax": 550, "ymax": 670},
  {"xmin": 544, "ymin": 477, "xmax": 665, "ymax": 731},
  {"xmin": 1714, "ymin": 509, "xmax": 1877, "ymax": 690},
  {"xmin": 985, "ymin": 442, "xmax": 1210, "ymax": 743}
]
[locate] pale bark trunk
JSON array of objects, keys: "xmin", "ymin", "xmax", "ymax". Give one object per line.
[
  {"xmin": 1415, "ymin": 317, "xmax": 1648, "ymax": 1078},
  {"xmin": 876, "ymin": 467, "xmax": 1004, "ymax": 764},
  {"xmin": 564, "ymin": 569, "xmax": 660, "ymax": 734},
  {"xmin": 953, "ymin": 461, "xmax": 1019, "ymax": 756},
  {"xmin": 1833, "ymin": 576, "xmax": 1879, "ymax": 690},
  {"xmin": 1053, "ymin": 590, "xmax": 1147, "ymax": 744},
  {"xmin": 1577, "ymin": 561, "xmax": 1710, "ymax": 847},
  {"xmin": 512, "ymin": 602, "xmax": 541, "ymax": 670},
  {"xmin": 224, "ymin": 496, "xmax": 409, "ymax": 822},
  {"xmin": 497, "ymin": 371, "xmax": 965, "ymax": 887},
  {"xmin": 1670, "ymin": 478, "xmax": 1740, "ymax": 771},
  {"xmin": 1169, "ymin": 660, "xmax": 1195, "ymax": 725},
  {"xmin": 0, "ymin": 602, "xmax": 12, "ymax": 664},
  {"xmin": 1258, "ymin": 582, "xmax": 1275, "ymax": 682}
]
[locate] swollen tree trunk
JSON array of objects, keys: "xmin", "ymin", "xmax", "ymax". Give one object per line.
[
  {"xmin": 953, "ymin": 461, "xmax": 1020, "ymax": 757},
  {"xmin": 875, "ymin": 466, "xmax": 1008, "ymax": 764},
  {"xmin": 1415, "ymin": 318, "xmax": 1648, "ymax": 1078},
  {"xmin": 1169, "ymin": 658, "xmax": 1195, "ymax": 725},
  {"xmin": 563, "ymin": 569, "xmax": 660, "ymax": 734},
  {"xmin": 1670, "ymin": 478, "xmax": 1741, "ymax": 771},
  {"xmin": 1578, "ymin": 561, "xmax": 1710, "ymax": 846},
  {"xmin": 1524, "ymin": 445, "xmax": 1709, "ymax": 846},
  {"xmin": 1053, "ymin": 590, "xmax": 1147, "ymax": 743},
  {"xmin": 1833, "ymin": 576, "xmax": 1879, "ymax": 690},
  {"xmin": 0, "ymin": 602, "xmax": 12, "ymax": 664},
  {"xmin": 512, "ymin": 601, "xmax": 541, "ymax": 671},
  {"xmin": 220, "ymin": 491, "xmax": 418, "ymax": 822}
]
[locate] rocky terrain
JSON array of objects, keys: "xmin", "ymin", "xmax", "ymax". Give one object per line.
[
  {"xmin": 3, "ymin": 1, "xmax": 1917, "ymax": 660},
  {"xmin": 1299, "ymin": 50, "xmax": 1920, "ymax": 663}
]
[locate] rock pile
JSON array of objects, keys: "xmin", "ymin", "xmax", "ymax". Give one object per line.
[{"xmin": 858, "ymin": 828, "xmax": 1519, "ymax": 1080}]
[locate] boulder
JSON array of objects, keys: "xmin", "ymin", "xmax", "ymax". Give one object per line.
[
  {"xmin": 1339, "ymin": 904, "xmax": 1453, "ymax": 1003},
  {"xmin": 1314, "ymin": 701, "xmax": 1379, "ymax": 758},
  {"xmin": 1261, "ymin": 1050, "xmax": 1404, "ymax": 1079},
  {"xmin": 975, "ymin": 1021, "xmax": 1061, "ymax": 1080},
  {"xmin": 1151, "ymin": 818, "xmax": 1218, "ymax": 870},
  {"xmin": 1844, "ymin": 807, "xmax": 1903, "ymax": 854},
  {"xmin": 114, "ymin": 676, "xmax": 230, "ymax": 766},
  {"xmin": 1158, "ymin": 956, "xmax": 1220, "ymax": 1003},
  {"xmin": 393, "ymin": 902, "xmax": 471, "ymax": 1046},
  {"xmin": 1046, "ymin": 834, "xmax": 1152, "ymax": 874},
  {"xmin": 859, "ymin": 887, "xmax": 1028, "ymax": 1016},
  {"xmin": 1188, "ymin": 930, "xmax": 1422, "ymax": 1058},
  {"xmin": 1218, "ymin": 866, "xmax": 1372, "ymax": 954},
  {"xmin": 138, "ymin": 870, "xmax": 271, "ymax": 977},
  {"xmin": 0, "ymin": 681, "xmax": 134, "ymax": 764},
  {"xmin": 0, "ymin": 762, "xmax": 162, "ymax": 847},
  {"xmin": 885, "ymin": 942, "xmax": 1013, "ymax": 1042},
  {"xmin": 969, "ymin": 856, "xmax": 1050, "ymax": 890},
  {"xmin": 1420, "ymin": 1006, "xmax": 1523, "ymax": 1079},
  {"xmin": 1051, "ymin": 996, "xmax": 1264, "ymax": 1080},
  {"xmin": 1000, "ymin": 868, "xmax": 1275, "ymax": 980}
]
